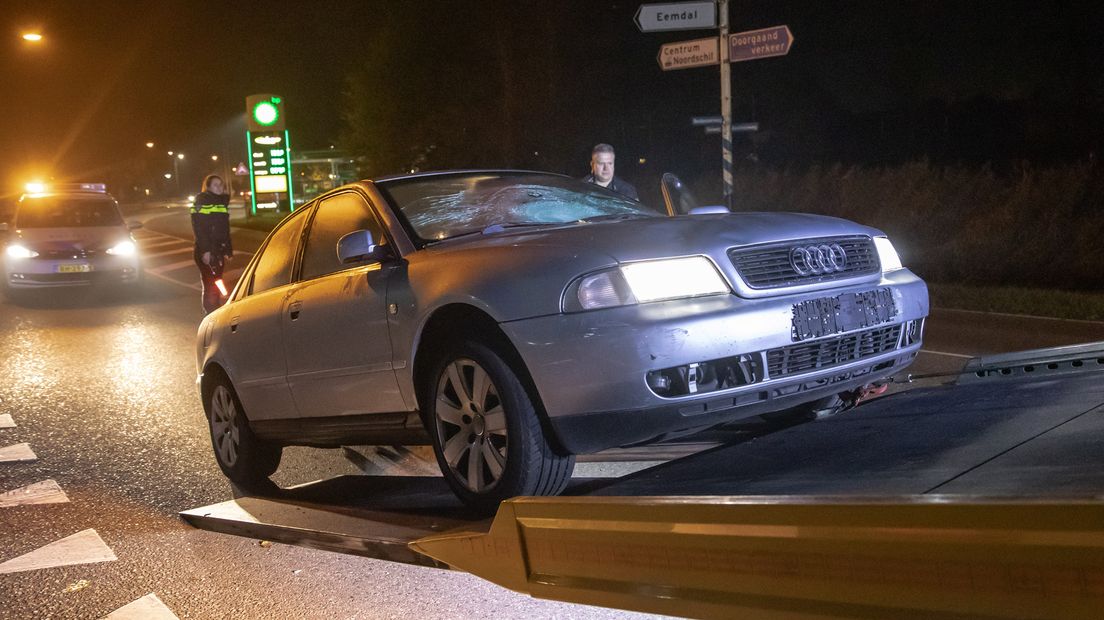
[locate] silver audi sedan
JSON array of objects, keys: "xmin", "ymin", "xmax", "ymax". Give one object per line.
[{"xmin": 196, "ymin": 171, "xmax": 927, "ymax": 511}]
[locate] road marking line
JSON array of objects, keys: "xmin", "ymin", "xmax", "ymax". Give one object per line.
[
  {"xmin": 0, "ymin": 479, "xmax": 70, "ymax": 508},
  {"xmin": 0, "ymin": 443, "xmax": 37, "ymax": 463},
  {"xmin": 149, "ymin": 259, "xmax": 197, "ymax": 275},
  {"xmin": 143, "ymin": 247, "xmax": 194, "ymax": 259},
  {"xmin": 139, "ymin": 238, "xmax": 190, "ymax": 250},
  {"xmin": 919, "ymin": 349, "xmax": 974, "ymax": 359},
  {"xmin": 0, "ymin": 529, "xmax": 117, "ymax": 574},
  {"xmin": 102, "ymin": 593, "xmax": 180, "ymax": 619},
  {"xmin": 0, "ymin": 413, "xmax": 14, "ymax": 428}
]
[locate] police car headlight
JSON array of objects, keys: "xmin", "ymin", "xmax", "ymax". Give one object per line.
[
  {"xmin": 6, "ymin": 244, "xmax": 39, "ymax": 259},
  {"xmin": 873, "ymin": 236, "xmax": 903, "ymax": 272},
  {"xmin": 106, "ymin": 240, "xmax": 137, "ymax": 257}
]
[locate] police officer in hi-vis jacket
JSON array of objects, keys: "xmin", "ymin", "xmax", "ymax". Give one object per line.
[{"xmin": 191, "ymin": 174, "xmax": 233, "ymax": 314}]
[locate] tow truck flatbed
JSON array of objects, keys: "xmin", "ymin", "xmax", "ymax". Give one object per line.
[{"xmin": 181, "ymin": 343, "xmax": 1104, "ymax": 618}]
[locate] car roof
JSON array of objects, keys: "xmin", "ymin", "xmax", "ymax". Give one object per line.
[{"xmin": 18, "ymin": 191, "xmax": 118, "ymax": 203}]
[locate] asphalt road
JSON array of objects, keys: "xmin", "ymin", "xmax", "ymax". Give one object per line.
[{"xmin": 2, "ymin": 205, "xmax": 1103, "ymax": 619}]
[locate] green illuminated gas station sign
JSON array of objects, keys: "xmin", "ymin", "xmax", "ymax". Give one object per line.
[
  {"xmin": 252, "ymin": 99, "xmax": 280, "ymax": 126},
  {"xmin": 245, "ymin": 94, "xmax": 294, "ymax": 215}
]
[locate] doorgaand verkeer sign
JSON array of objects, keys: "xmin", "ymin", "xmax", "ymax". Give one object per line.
[{"xmin": 729, "ymin": 25, "xmax": 794, "ymax": 63}]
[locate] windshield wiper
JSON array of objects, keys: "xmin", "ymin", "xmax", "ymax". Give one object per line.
[
  {"xmin": 578, "ymin": 213, "xmax": 652, "ymax": 223},
  {"xmin": 424, "ymin": 222, "xmax": 555, "ymax": 244}
]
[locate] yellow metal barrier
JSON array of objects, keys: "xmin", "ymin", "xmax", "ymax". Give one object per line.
[{"xmin": 410, "ymin": 496, "xmax": 1104, "ymax": 619}]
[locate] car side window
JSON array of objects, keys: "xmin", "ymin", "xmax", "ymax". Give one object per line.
[
  {"xmin": 300, "ymin": 192, "xmax": 388, "ymax": 281},
  {"xmin": 250, "ymin": 209, "xmax": 309, "ymax": 294}
]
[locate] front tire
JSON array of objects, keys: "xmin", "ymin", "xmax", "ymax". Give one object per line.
[
  {"xmin": 205, "ymin": 376, "xmax": 282, "ymax": 484},
  {"xmin": 426, "ymin": 339, "xmax": 574, "ymax": 513}
]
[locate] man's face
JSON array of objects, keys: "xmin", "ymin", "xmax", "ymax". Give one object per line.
[{"xmin": 591, "ymin": 152, "xmax": 615, "ymax": 184}]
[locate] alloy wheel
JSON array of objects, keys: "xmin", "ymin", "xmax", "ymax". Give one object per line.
[
  {"xmin": 209, "ymin": 384, "xmax": 240, "ymax": 467},
  {"xmin": 434, "ymin": 358, "xmax": 508, "ymax": 493}
]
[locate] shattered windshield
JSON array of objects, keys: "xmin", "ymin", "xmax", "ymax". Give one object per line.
[{"xmin": 377, "ymin": 173, "xmax": 658, "ymax": 244}]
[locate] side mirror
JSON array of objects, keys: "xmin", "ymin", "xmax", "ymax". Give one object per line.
[
  {"xmin": 127, "ymin": 221, "xmax": 143, "ymax": 230},
  {"xmin": 337, "ymin": 229, "xmax": 389, "ymax": 264}
]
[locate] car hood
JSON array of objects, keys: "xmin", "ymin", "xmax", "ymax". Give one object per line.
[
  {"xmin": 408, "ymin": 212, "xmax": 886, "ymax": 322},
  {"xmin": 432, "ymin": 212, "xmax": 883, "ymax": 261},
  {"xmin": 13, "ymin": 226, "xmax": 130, "ymax": 252}
]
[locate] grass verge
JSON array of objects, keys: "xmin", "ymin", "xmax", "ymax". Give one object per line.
[
  {"xmin": 232, "ymin": 212, "xmax": 287, "ymax": 234},
  {"xmin": 928, "ymin": 282, "xmax": 1104, "ymax": 321}
]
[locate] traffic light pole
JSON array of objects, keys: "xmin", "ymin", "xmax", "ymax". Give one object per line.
[{"xmin": 719, "ymin": 0, "xmax": 733, "ymax": 210}]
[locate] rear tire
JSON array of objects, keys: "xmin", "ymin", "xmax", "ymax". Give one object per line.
[
  {"xmin": 425, "ymin": 339, "xmax": 574, "ymax": 514},
  {"xmin": 205, "ymin": 375, "xmax": 282, "ymax": 484}
]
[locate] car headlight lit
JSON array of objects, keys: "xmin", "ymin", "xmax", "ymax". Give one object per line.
[
  {"xmin": 620, "ymin": 256, "xmax": 729, "ymax": 302},
  {"xmin": 5, "ymin": 244, "xmax": 39, "ymax": 259},
  {"xmin": 873, "ymin": 236, "xmax": 903, "ymax": 272},
  {"xmin": 106, "ymin": 240, "xmax": 137, "ymax": 257},
  {"xmin": 568, "ymin": 256, "xmax": 729, "ymax": 311}
]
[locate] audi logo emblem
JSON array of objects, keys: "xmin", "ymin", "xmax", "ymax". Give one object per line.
[{"xmin": 790, "ymin": 243, "xmax": 848, "ymax": 275}]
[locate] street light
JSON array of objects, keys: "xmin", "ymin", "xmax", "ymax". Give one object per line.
[
  {"xmin": 145, "ymin": 142, "xmax": 154, "ymax": 149},
  {"xmin": 210, "ymin": 155, "xmax": 218, "ymax": 161},
  {"xmin": 21, "ymin": 33, "xmax": 43, "ymax": 42}
]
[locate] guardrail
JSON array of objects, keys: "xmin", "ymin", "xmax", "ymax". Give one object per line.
[{"xmin": 411, "ymin": 496, "xmax": 1104, "ymax": 619}]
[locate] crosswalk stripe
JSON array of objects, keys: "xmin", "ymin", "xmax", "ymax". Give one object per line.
[
  {"xmin": 0, "ymin": 443, "xmax": 37, "ymax": 463},
  {"xmin": 149, "ymin": 259, "xmax": 198, "ymax": 275},
  {"xmin": 0, "ymin": 529, "xmax": 117, "ymax": 574},
  {"xmin": 0, "ymin": 413, "xmax": 14, "ymax": 428},
  {"xmin": 0, "ymin": 479, "xmax": 70, "ymax": 508},
  {"xmin": 102, "ymin": 593, "xmax": 179, "ymax": 620},
  {"xmin": 143, "ymin": 247, "xmax": 194, "ymax": 259},
  {"xmin": 142, "ymin": 269, "xmax": 202, "ymax": 291}
]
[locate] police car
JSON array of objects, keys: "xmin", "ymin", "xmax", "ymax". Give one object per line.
[{"xmin": 1, "ymin": 183, "xmax": 143, "ymax": 298}]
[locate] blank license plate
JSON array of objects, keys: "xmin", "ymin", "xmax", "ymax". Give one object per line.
[
  {"xmin": 791, "ymin": 288, "xmax": 897, "ymax": 341},
  {"xmin": 57, "ymin": 264, "xmax": 92, "ymax": 273}
]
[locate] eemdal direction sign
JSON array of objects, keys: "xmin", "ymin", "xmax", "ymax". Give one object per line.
[{"xmin": 635, "ymin": 1, "xmax": 716, "ymax": 32}]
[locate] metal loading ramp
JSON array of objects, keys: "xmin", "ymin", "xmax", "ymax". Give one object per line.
[{"xmin": 182, "ymin": 344, "xmax": 1104, "ymax": 618}]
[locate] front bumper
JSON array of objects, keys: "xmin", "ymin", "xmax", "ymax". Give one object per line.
[
  {"xmin": 500, "ymin": 269, "xmax": 928, "ymax": 453},
  {"xmin": 4, "ymin": 255, "xmax": 141, "ymax": 288}
]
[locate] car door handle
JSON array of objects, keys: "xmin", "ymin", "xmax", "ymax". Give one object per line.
[
  {"xmin": 229, "ymin": 316, "xmax": 240, "ymax": 333},
  {"xmin": 289, "ymin": 301, "xmax": 302, "ymax": 321}
]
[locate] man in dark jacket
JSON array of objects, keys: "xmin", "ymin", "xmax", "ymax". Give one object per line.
[
  {"xmin": 191, "ymin": 174, "xmax": 233, "ymax": 314},
  {"xmin": 582, "ymin": 143, "xmax": 639, "ymax": 201}
]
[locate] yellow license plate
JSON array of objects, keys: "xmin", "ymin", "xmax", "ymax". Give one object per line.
[{"xmin": 57, "ymin": 264, "xmax": 92, "ymax": 273}]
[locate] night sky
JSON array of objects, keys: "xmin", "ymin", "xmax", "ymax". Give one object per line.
[{"xmin": 3, "ymin": 1, "xmax": 1102, "ymax": 196}]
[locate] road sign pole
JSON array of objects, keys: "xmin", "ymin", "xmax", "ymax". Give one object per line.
[{"xmin": 719, "ymin": 0, "xmax": 732, "ymax": 209}]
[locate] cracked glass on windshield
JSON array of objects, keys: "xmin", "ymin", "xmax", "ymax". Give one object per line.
[{"xmin": 378, "ymin": 173, "xmax": 657, "ymax": 244}]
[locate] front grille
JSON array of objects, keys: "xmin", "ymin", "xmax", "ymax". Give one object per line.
[
  {"xmin": 766, "ymin": 325, "xmax": 901, "ymax": 379},
  {"xmin": 729, "ymin": 236, "xmax": 879, "ymax": 289}
]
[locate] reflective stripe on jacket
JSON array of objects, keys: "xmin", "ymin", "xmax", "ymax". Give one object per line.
[{"xmin": 191, "ymin": 203, "xmax": 229, "ymax": 215}]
